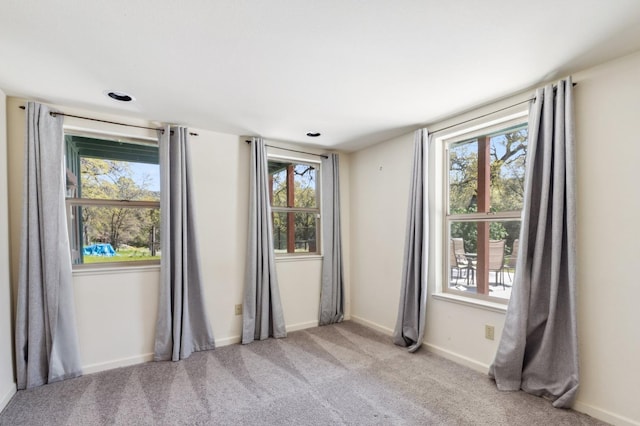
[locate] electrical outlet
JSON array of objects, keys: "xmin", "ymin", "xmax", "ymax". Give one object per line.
[
  {"xmin": 485, "ymin": 325, "xmax": 495, "ymax": 340},
  {"xmin": 235, "ymin": 304, "xmax": 242, "ymax": 316}
]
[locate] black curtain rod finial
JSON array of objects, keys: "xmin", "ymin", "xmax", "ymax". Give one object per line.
[{"xmin": 169, "ymin": 130, "xmax": 199, "ymax": 137}]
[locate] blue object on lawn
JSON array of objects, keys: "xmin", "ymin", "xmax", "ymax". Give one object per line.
[{"xmin": 83, "ymin": 243, "xmax": 116, "ymax": 256}]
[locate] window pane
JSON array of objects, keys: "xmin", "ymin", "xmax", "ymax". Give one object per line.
[
  {"xmin": 448, "ymin": 220, "xmax": 520, "ymax": 300},
  {"xmin": 448, "ymin": 139, "xmax": 478, "ymax": 213},
  {"xmin": 80, "ymin": 158, "xmax": 160, "ymax": 202},
  {"xmin": 269, "ymin": 160, "xmax": 317, "ymax": 208},
  {"xmin": 293, "ymin": 164, "xmax": 317, "ymax": 208},
  {"xmin": 488, "ymin": 127, "xmax": 528, "ymax": 211},
  {"xmin": 271, "ymin": 165, "xmax": 288, "ymax": 208},
  {"xmin": 272, "ymin": 211, "xmax": 318, "ymax": 254},
  {"xmin": 272, "ymin": 211, "xmax": 288, "ymax": 252},
  {"xmin": 448, "ymin": 125, "xmax": 527, "ymax": 214},
  {"xmin": 69, "ymin": 205, "xmax": 160, "ymax": 264}
]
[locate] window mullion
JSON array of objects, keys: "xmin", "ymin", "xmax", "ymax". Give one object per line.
[
  {"xmin": 66, "ymin": 198, "xmax": 160, "ymax": 208},
  {"xmin": 286, "ymin": 164, "xmax": 295, "ymax": 253},
  {"xmin": 447, "ymin": 211, "xmax": 522, "ymax": 221},
  {"xmin": 272, "ymin": 207, "xmax": 319, "ymax": 214},
  {"xmin": 477, "ymin": 135, "xmax": 490, "ymax": 295}
]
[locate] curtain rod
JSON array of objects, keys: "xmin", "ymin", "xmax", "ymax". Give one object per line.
[
  {"xmin": 18, "ymin": 105, "xmax": 198, "ymax": 136},
  {"xmin": 428, "ymin": 99, "xmax": 531, "ymax": 135},
  {"xmin": 245, "ymin": 140, "xmax": 328, "ymax": 159},
  {"xmin": 428, "ymin": 82, "xmax": 577, "ymax": 135}
]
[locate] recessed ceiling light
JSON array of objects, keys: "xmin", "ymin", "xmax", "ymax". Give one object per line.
[
  {"xmin": 306, "ymin": 132, "xmax": 321, "ymax": 137},
  {"xmin": 106, "ymin": 90, "xmax": 135, "ymax": 102}
]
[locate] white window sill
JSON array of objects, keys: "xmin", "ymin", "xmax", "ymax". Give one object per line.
[
  {"xmin": 72, "ymin": 263, "xmax": 160, "ymax": 277},
  {"xmin": 275, "ymin": 255, "xmax": 323, "ymax": 263},
  {"xmin": 432, "ymin": 292, "xmax": 508, "ymax": 314}
]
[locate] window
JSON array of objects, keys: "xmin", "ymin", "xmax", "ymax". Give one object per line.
[
  {"xmin": 444, "ymin": 118, "xmax": 527, "ymax": 301},
  {"xmin": 268, "ymin": 158, "xmax": 320, "ymax": 255},
  {"xmin": 65, "ymin": 135, "xmax": 160, "ymax": 266}
]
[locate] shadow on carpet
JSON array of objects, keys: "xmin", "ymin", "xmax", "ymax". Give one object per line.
[{"xmin": 0, "ymin": 321, "xmax": 606, "ymax": 425}]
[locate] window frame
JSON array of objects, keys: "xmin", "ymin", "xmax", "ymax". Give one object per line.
[
  {"xmin": 267, "ymin": 153, "xmax": 322, "ymax": 258},
  {"xmin": 65, "ymin": 131, "xmax": 161, "ymax": 269},
  {"xmin": 440, "ymin": 111, "xmax": 528, "ymax": 305}
]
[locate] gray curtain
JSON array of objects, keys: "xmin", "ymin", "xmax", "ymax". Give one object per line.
[
  {"xmin": 15, "ymin": 102, "xmax": 82, "ymax": 389},
  {"xmin": 489, "ymin": 77, "xmax": 578, "ymax": 408},
  {"xmin": 319, "ymin": 153, "xmax": 344, "ymax": 326},
  {"xmin": 393, "ymin": 128, "xmax": 428, "ymax": 353},
  {"xmin": 242, "ymin": 137, "xmax": 287, "ymax": 344},
  {"xmin": 154, "ymin": 126, "xmax": 215, "ymax": 361}
]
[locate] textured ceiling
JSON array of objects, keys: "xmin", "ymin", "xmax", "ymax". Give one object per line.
[{"xmin": 2, "ymin": 1, "xmax": 640, "ymax": 151}]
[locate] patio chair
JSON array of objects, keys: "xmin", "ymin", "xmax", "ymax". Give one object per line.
[
  {"xmin": 470, "ymin": 239, "xmax": 506, "ymax": 288},
  {"xmin": 504, "ymin": 238, "xmax": 519, "ymax": 282},
  {"xmin": 488, "ymin": 239, "xmax": 506, "ymax": 289},
  {"xmin": 449, "ymin": 238, "xmax": 470, "ymax": 283}
]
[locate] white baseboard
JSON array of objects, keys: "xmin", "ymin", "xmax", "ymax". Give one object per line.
[
  {"xmin": 215, "ymin": 335, "xmax": 241, "ymax": 347},
  {"xmin": 422, "ymin": 342, "xmax": 490, "ymax": 374},
  {"xmin": 0, "ymin": 382, "xmax": 17, "ymax": 414},
  {"xmin": 349, "ymin": 315, "xmax": 394, "ymax": 336},
  {"xmin": 80, "ymin": 322, "xmax": 319, "ymax": 375},
  {"xmin": 573, "ymin": 401, "xmax": 640, "ymax": 426},
  {"xmin": 215, "ymin": 321, "xmax": 318, "ymax": 347},
  {"xmin": 82, "ymin": 353, "xmax": 154, "ymax": 375},
  {"xmin": 348, "ymin": 316, "xmax": 490, "ymax": 374},
  {"xmin": 425, "ymin": 342, "xmax": 639, "ymax": 426},
  {"xmin": 286, "ymin": 320, "xmax": 318, "ymax": 333}
]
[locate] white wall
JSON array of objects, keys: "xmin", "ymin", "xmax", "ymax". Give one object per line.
[
  {"xmin": 276, "ymin": 258, "xmax": 323, "ymax": 330},
  {"xmin": 189, "ymin": 129, "xmax": 249, "ymax": 345},
  {"xmin": 5, "ymin": 99, "xmax": 340, "ymax": 375},
  {"xmin": 571, "ymin": 52, "xmax": 640, "ymax": 426},
  {"xmin": 73, "ymin": 268, "xmax": 160, "ymax": 372},
  {"xmin": 349, "ymin": 132, "xmax": 413, "ymax": 332},
  {"xmin": 349, "ymin": 51, "xmax": 640, "ymax": 426},
  {"xmin": 0, "ymin": 90, "xmax": 17, "ymax": 412}
]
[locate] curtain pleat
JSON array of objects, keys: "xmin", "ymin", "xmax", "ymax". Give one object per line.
[
  {"xmin": 393, "ymin": 129, "xmax": 428, "ymax": 353},
  {"xmin": 242, "ymin": 137, "xmax": 287, "ymax": 343},
  {"xmin": 154, "ymin": 126, "xmax": 215, "ymax": 361},
  {"xmin": 15, "ymin": 102, "xmax": 82, "ymax": 389},
  {"xmin": 319, "ymin": 153, "xmax": 344, "ymax": 326},
  {"xmin": 489, "ymin": 78, "xmax": 578, "ymax": 408}
]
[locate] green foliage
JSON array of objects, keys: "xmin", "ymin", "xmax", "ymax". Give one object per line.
[
  {"xmin": 450, "ymin": 219, "xmax": 509, "ymax": 253},
  {"xmin": 80, "ymin": 158, "xmax": 160, "ymax": 251},
  {"xmin": 448, "ymin": 128, "xmax": 528, "ymax": 214}
]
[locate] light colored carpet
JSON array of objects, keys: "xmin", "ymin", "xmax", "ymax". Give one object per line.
[{"xmin": 0, "ymin": 321, "xmax": 605, "ymax": 425}]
